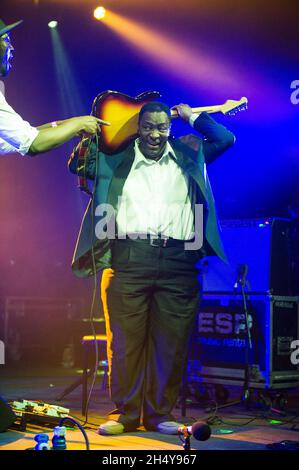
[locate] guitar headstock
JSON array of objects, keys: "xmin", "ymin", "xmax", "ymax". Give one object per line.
[{"xmin": 221, "ymin": 97, "xmax": 248, "ymax": 116}]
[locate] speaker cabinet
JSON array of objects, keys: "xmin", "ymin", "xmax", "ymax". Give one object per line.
[
  {"xmin": 188, "ymin": 293, "xmax": 299, "ymax": 389},
  {"xmin": 3, "ymin": 297, "xmax": 84, "ymax": 366},
  {"xmin": 201, "ymin": 218, "xmax": 293, "ymax": 294}
]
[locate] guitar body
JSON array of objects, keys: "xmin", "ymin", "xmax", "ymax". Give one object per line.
[
  {"xmin": 92, "ymin": 90, "xmax": 161, "ymax": 154},
  {"xmin": 91, "ymin": 90, "xmax": 247, "ymax": 155}
]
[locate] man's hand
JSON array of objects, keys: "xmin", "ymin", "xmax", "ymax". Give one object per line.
[
  {"xmin": 171, "ymin": 103, "xmax": 193, "ymax": 122},
  {"xmin": 28, "ymin": 116, "xmax": 110, "ymax": 155},
  {"xmin": 73, "ymin": 115, "xmax": 110, "ymax": 137}
]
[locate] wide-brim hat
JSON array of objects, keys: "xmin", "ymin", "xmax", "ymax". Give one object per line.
[{"xmin": 0, "ymin": 19, "xmax": 23, "ymax": 38}]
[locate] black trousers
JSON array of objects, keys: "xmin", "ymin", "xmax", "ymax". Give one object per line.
[{"xmin": 101, "ymin": 239, "xmax": 201, "ymax": 430}]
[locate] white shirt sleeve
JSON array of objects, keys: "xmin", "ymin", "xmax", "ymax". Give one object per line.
[{"xmin": 0, "ymin": 90, "xmax": 39, "ymax": 156}]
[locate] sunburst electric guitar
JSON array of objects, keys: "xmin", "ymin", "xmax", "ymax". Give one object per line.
[{"xmin": 91, "ymin": 90, "xmax": 248, "ymax": 155}]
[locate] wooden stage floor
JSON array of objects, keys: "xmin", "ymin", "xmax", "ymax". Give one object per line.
[{"xmin": 1, "ymin": 367, "xmax": 299, "ymax": 451}]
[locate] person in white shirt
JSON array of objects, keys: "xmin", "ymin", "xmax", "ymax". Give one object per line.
[
  {"xmin": 69, "ymin": 100, "xmax": 235, "ymax": 435},
  {"xmin": 0, "ymin": 18, "xmax": 108, "ymax": 157}
]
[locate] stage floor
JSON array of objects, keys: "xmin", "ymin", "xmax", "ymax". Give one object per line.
[{"xmin": 1, "ymin": 367, "xmax": 299, "ymax": 451}]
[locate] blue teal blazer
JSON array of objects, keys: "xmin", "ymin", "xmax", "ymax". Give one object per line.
[{"xmin": 68, "ymin": 112, "xmax": 235, "ymax": 277}]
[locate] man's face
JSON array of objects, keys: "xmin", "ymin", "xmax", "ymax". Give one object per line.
[
  {"xmin": 0, "ymin": 34, "xmax": 14, "ymax": 77},
  {"xmin": 138, "ymin": 111, "xmax": 171, "ymax": 159}
]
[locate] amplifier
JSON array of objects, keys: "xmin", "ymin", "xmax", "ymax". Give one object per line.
[
  {"xmin": 3, "ymin": 297, "xmax": 84, "ymax": 366},
  {"xmin": 200, "ymin": 218, "xmax": 293, "ymax": 294},
  {"xmin": 188, "ymin": 293, "xmax": 299, "ymax": 389}
]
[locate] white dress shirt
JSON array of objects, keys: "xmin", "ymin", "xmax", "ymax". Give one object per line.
[
  {"xmin": 116, "ymin": 139, "xmax": 195, "ymax": 240},
  {"xmin": 0, "ymin": 90, "xmax": 39, "ymax": 156}
]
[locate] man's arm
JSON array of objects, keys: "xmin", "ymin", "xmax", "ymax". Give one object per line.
[
  {"xmin": 172, "ymin": 104, "xmax": 235, "ymax": 164},
  {"xmin": 193, "ymin": 112, "xmax": 235, "ymax": 164},
  {"xmin": 0, "ymin": 90, "xmax": 109, "ymax": 156},
  {"xmin": 28, "ymin": 116, "xmax": 109, "ymax": 155}
]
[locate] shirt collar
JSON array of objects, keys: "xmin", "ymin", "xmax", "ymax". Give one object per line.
[{"xmin": 133, "ymin": 138, "xmax": 177, "ymax": 170}]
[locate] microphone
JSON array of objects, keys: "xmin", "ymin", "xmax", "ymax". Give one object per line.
[
  {"xmin": 234, "ymin": 263, "xmax": 248, "ymax": 288},
  {"xmin": 177, "ymin": 421, "xmax": 211, "ymax": 441}
]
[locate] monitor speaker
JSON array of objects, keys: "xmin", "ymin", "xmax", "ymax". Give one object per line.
[{"xmin": 0, "ymin": 396, "xmax": 16, "ymax": 432}]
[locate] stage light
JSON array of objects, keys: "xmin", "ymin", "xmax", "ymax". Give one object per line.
[
  {"xmin": 214, "ymin": 428, "xmax": 234, "ymax": 434},
  {"xmin": 49, "ymin": 21, "xmax": 85, "ymax": 119},
  {"xmin": 48, "ymin": 21, "xmax": 58, "ymax": 29},
  {"xmin": 94, "ymin": 7, "xmax": 106, "ymax": 20}
]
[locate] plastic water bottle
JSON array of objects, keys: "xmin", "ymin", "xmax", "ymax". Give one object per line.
[
  {"xmin": 52, "ymin": 426, "xmax": 67, "ymax": 450},
  {"xmin": 34, "ymin": 433, "xmax": 50, "ymax": 450}
]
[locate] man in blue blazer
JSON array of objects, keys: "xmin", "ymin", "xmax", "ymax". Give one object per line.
[{"xmin": 68, "ymin": 101, "xmax": 235, "ymax": 435}]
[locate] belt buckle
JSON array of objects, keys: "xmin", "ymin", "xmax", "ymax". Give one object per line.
[{"xmin": 150, "ymin": 237, "xmax": 168, "ymax": 247}]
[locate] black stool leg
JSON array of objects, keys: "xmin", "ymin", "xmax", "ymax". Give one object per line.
[
  {"xmin": 181, "ymin": 368, "xmax": 187, "ymax": 417},
  {"xmin": 82, "ymin": 345, "xmax": 88, "ymax": 416}
]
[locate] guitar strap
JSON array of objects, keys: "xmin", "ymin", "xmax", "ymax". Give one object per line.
[{"xmin": 75, "ymin": 137, "xmax": 93, "ymax": 197}]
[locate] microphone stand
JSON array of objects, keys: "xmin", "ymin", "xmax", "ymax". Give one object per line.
[
  {"xmin": 213, "ymin": 268, "xmax": 253, "ymax": 411},
  {"xmin": 182, "ymin": 435, "xmax": 191, "ymax": 451},
  {"xmin": 178, "ymin": 428, "xmax": 191, "ymax": 451},
  {"xmin": 238, "ymin": 274, "xmax": 252, "ymax": 405}
]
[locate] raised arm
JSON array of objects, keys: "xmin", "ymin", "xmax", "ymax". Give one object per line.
[
  {"xmin": 172, "ymin": 104, "xmax": 235, "ymax": 164},
  {"xmin": 193, "ymin": 112, "xmax": 235, "ymax": 164}
]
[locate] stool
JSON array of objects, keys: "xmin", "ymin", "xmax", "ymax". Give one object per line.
[{"xmin": 82, "ymin": 334, "xmax": 108, "ymax": 416}]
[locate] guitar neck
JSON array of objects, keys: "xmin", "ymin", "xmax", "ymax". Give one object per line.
[
  {"xmin": 171, "ymin": 104, "xmax": 223, "ymax": 118},
  {"xmin": 191, "ymin": 104, "xmax": 223, "ymax": 114}
]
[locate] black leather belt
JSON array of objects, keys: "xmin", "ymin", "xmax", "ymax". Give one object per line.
[{"xmin": 114, "ymin": 235, "xmax": 194, "ymax": 248}]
